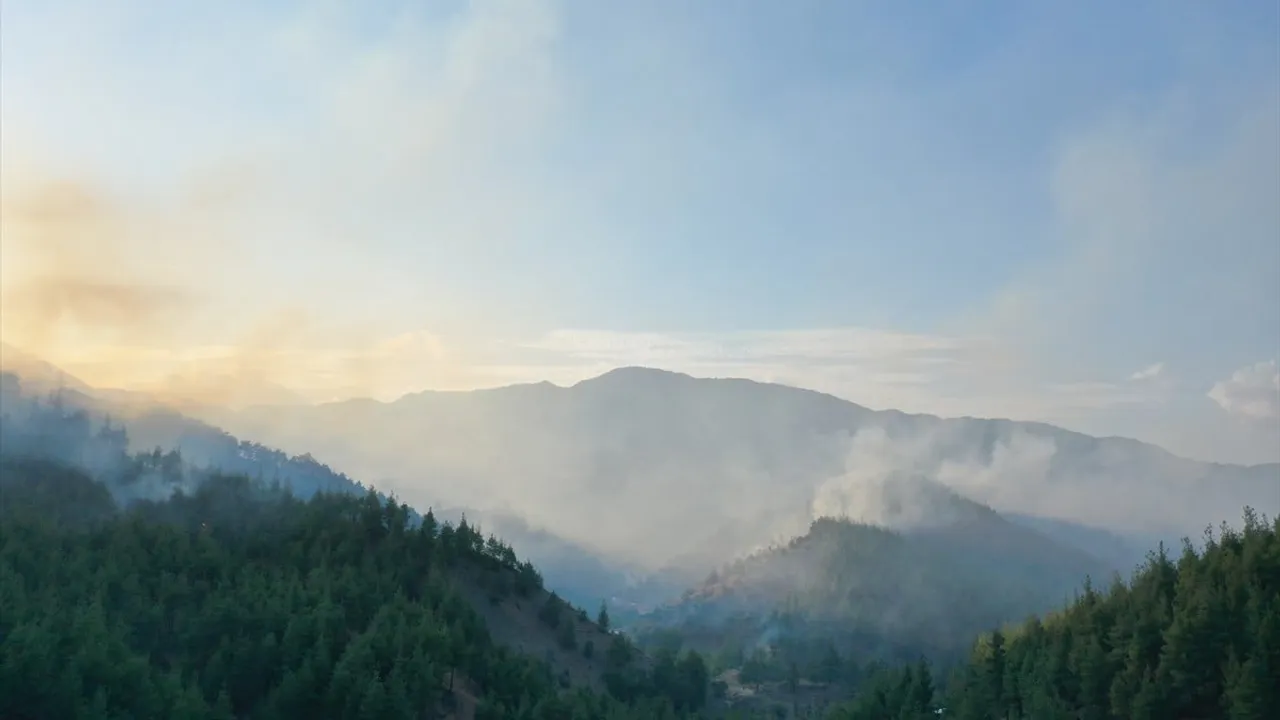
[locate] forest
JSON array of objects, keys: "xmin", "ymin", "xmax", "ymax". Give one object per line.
[
  {"xmin": 0, "ymin": 456, "xmax": 721, "ymax": 719},
  {"xmin": 634, "ymin": 512, "xmax": 1104, "ymax": 681},
  {"xmin": 828, "ymin": 508, "xmax": 1279, "ymax": 719}
]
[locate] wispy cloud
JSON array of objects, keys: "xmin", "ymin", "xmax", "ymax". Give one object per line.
[
  {"xmin": 1130, "ymin": 362, "xmax": 1165, "ymax": 382},
  {"xmin": 1209, "ymin": 360, "xmax": 1280, "ymax": 421}
]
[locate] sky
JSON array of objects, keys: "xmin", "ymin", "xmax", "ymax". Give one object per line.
[{"xmin": 1, "ymin": 0, "xmax": 1278, "ymax": 464}]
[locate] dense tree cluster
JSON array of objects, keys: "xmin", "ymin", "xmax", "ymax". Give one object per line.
[
  {"xmin": 831, "ymin": 508, "xmax": 1280, "ymax": 719},
  {"xmin": 0, "ymin": 458, "xmax": 723, "ymax": 719}
]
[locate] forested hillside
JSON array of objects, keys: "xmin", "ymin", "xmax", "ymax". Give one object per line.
[
  {"xmin": 0, "ymin": 458, "xmax": 725, "ymax": 718},
  {"xmin": 0, "ymin": 372, "xmax": 365, "ymax": 504},
  {"xmin": 830, "ymin": 508, "xmax": 1280, "ymax": 719},
  {"xmin": 0, "ymin": 370, "xmax": 653, "ymax": 614},
  {"xmin": 636, "ymin": 503, "xmax": 1108, "ymax": 683},
  {"xmin": 0, "ymin": 375, "xmax": 726, "ymax": 718}
]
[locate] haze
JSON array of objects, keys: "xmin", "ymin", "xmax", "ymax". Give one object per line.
[{"xmin": 2, "ymin": 0, "xmax": 1278, "ymax": 465}]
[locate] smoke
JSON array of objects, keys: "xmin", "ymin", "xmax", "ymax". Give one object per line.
[
  {"xmin": 810, "ymin": 427, "xmax": 975, "ymax": 530},
  {"xmin": 0, "ymin": 158, "xmax": 287, "ymax": 406},
  {"xmin": 806, "ymin": 423, "xmax": 1081, "ymax": 530},
  {"xmin": 0, "ymin": 178, "xmax": 206, "ymax": 352},
  {"xmin": 0, "ymin": 172, "xmax": 328, "ymax": 406},
  {"xmin": 0, "ymin": 170, "xmax": 512, "ymax": 409},
  {"xmin": 808, "ymin": 425, "xmax": 1062, "ymax": 531},
  {"xmin": 809, "ymin": 421, "xmax": 1278, "ymax": 543},
  {"xmin": 137, "ymin": 309, "xmax": 318, "ymax": 409},
  {"xmin": 0, "ymin": 0, "xmax": 562, "ymax": 407}
]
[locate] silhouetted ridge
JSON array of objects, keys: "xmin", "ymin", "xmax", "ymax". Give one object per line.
[{"xmin": 573, "ymin": 366, "xmax": 697, "ymax": 388}]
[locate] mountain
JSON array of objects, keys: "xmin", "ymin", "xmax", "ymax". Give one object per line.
[
  {"xmin": 0, "ymin": 342, "xmax": 94, "ymax": 394},
  {"xmin": 201, "ymin": 366, "xmax": 1278, "ymax": 582}
]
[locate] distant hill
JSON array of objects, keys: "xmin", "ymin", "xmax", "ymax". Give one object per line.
[{"xmin": 634, "ymin": 483, "xmax": 1113, "ymax": 671}]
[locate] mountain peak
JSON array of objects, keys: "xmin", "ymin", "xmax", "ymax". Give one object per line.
[{"xmin": 574, "ymin": 366, "xmax": 696, "ymax": 387}]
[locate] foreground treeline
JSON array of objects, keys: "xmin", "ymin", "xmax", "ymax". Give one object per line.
[
  {"xmin": 830, "ymin": 508, "xmax": 1280, "ymax": 719},
  {"xmin": 0, "ymin": 458, "xmax": 723, "ymax": 719}
]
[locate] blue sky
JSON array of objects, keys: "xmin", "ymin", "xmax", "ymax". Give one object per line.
[{"xmin": 1, "ymin": 0, "xmax": 1277, "ymax": 463}]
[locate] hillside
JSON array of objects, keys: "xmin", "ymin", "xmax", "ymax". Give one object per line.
[
  {"xmin": 0, "ymin": 375, "xmax": 723, "ymax": 718},
  {"xmin": 830, "ymin": 508, "xmax": 1280, "ymax": 720},
  {"xmin": 0, "ymin": 459, "xmax": 704, "ymax": 719},
  {"xmin": 203, "ymin": 366, "xmax": 1279, "ymax": 587},
  {"xmin": 0, "ymin": 368, "xmax": 651, "ymax": 612},
  {"xmin": 635, "ymin": 496, "xmax": 1109, "ymax": 675}
]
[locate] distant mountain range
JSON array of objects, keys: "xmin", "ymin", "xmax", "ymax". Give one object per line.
[
  {"xmin": 3, "ymin": 350, "xmax": 1276, "ymax": 616},
  {"xmin": 196, "ymin": 366, "xmax": 1277, "ymax": 572}
]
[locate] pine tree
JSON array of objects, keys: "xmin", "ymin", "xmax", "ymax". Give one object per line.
[{"xmin": 597, "ymin": 600, "xmax": 611, "ymax": 632}]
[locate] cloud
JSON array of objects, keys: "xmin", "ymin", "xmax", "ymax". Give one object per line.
[
  {"xmin": 1130, "ymin": 362, "xmax": 1165, "ymax": 382},
  {"xmin": 1208, "ymin": 360, "xmax": 1280, "ymax": 420}
]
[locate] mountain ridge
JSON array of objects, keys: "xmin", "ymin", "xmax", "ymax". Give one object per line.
[
  {"xmin": 3, "ymin": 351, "xmax": 1277, "ymax": 606},
  {"xmin": 6, "ymin": 346, "xmax": 1270, "ymax": 471},
  {"xmin": 200, "ymin": 364, "xmax": 1277, "ymax": 571}
]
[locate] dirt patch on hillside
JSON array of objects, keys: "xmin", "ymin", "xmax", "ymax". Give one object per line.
[{"xmin": 453, "ymin": 567, "xmax": 629, "ymax": 692}]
